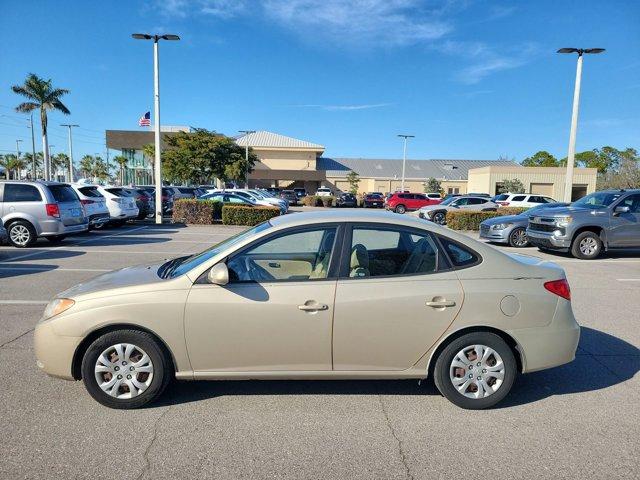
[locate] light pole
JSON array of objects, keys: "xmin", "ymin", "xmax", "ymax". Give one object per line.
[
  {"xmin": 61, "ymin": 124, "xmax": 79, "ymax": 183},
  {"xmin": 48, "ymin": 145, "xmax": 55, "ymax": 181},
  {"xmin": 29, "ymin": 114, "xmax": 37, "ymax": 179},
  {"xmin": 132, "ymin": 33, "xmax": 180, "ymax": 224},
  {"xmin": 16, "ymin": 139, "xmax": 23, "ymax": 179},
  {"xmin": 557, "ymin": 47, "xmax": 605, "ymax": 202},
  {"xmin": 397, "ymin": 134, "xmax": 415, "ymax": 192},
  {"xmin": 239, "ymin": 130, "xmax": 255, "ymax": 188}
]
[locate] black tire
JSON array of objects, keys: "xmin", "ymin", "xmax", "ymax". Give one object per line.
[
  {"xmin": 394, "ymin": 204, "xmax": 406, "ymax": 214},
  {"xmin": 7, "ymin": 220, "xmax": 37, "ymax": 248},
  {"xmin": 433, "ymin": 332, "xmax": 517, "ymax": 410},
  {"xmin": 81, "ymin": 329, "xmax": 172, "ymax": 409},
  {"xmin": 571, "ymin": 231, "xmax": 602, "ymax": 260},
  {"xmin": 92, "ymin": 222, "xmax": 107, "ymax": 230},
  {"xmin": 432, "ymin": 211, "xmax": 447, "ymax": 225},
  {"xmin": 508, "ymin": 227, "xmax": 528, "ymax": 248},
  {"xmin": 46, "ymin": 235, "xmax": 67, "ymax": 243}
]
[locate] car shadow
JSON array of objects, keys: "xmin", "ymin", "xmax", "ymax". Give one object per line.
[
  {"xmin": 0, "ymin": 263, "xmax": 59, "ymax": 278},
  {"xmin": 0, "ymin": 249, "xmax": 85, "ymax": 262},
  {"xmin": 150, "ymin": 327, "xmax": 638, "ymax": 409}
]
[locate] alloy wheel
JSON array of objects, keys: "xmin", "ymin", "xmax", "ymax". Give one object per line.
[
  {"xmin": 9, "ymin": 224, "xmax": 31, "ymax": 246},
  {"xmin": 433, "ymin": 212, "xmax": 446, "ymax": 225},
  {"xmin": 579, "ymin": 237, "xmax": 598, "ymax": 256},
  {"xmin": 94, "ymin": 343, "xmax": 154, "ymax": 399},
  {"xmin": 449, "ymin": 345, "xmax": 505, "ymax": 399},
  {"xmin": 510, "ymin": 228, "xmax": 528, "ymax": 247}
]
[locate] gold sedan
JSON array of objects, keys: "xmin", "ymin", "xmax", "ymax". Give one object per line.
[{"xmin": 35, "ymin": 211, "xmax": 580, "ymax": 409}]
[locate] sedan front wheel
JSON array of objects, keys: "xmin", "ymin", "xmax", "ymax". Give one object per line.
[
  {"xmin": 81, "ymin": 329, "xmax": 172, "ymax": 409},
  {"xmin": 434, "ymin": 332, "xmax": 517, "ymax": 409}
]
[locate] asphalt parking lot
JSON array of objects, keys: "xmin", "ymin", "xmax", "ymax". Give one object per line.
[{"xmin": 1, "ymin": 221, "xmax": 639, "ymax": 480}]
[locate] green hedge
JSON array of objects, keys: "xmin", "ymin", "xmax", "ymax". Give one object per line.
[
  {"xmin": 302, "ymin": 195, "xmax": 335, "ymax": 207},
  {"xmin": 172, "ymin": 199, "xmax": 222, "ymax": 224},
  {"xmin": 446, "ymin": 207, "xmax": 529, "ymax": 231},
  {"xmin": 221, "ymin": 205, "xmax": 281, "ymax": 226}
]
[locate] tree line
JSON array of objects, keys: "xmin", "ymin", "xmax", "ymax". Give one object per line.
[{"xmin": 521, "ymin": 147, "xmax": 639, "ymax": 189}]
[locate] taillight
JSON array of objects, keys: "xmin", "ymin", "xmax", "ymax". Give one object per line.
[
  {"xmin": 80, "ymin": 199, "xmax": 95, "ymax": 205},
  {"xmin": 544, "ymin": 279, "xmax": 571, "ymax": 301},
  {"xmin": 45, "ymin": 203, "xmax": 60, "ymax": 217}
]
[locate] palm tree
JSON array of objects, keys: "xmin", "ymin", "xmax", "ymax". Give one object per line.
[
  {"xmin": 92, "ymin": 157, "xmax": 109, "ymax": 182},
  {"xmin": 12, "ymin": 73, "xmax": 71, "ymax": 181},
  {"xmin": 79, "ymin": 155, "xmax": 94, "ymax": 179},
  {"xmin": 113, "ymin": 155, "xmax": 128, "ymax": 185},
  {"xmin": 0, "ymin": 154, "xmax": 25, "ymax": 179},
  {"xmin": 0, "ymin": 154, "xmax": 7, "ymax": 179},
  {"xmin": 142, "ymin": 143, "xmax": 155, "ymax": 184},
  {"xmin": 22, "ymin": 152, "xmax": 44, "ymax": 179},
  {"xmin": 51, "ymin": 153, "xmax": 69, "ymax": 181}
]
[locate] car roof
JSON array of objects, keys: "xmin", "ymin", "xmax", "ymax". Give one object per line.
[{"xmin": 269, "ymin": 209, "xmax": 436, "ymax": 229}]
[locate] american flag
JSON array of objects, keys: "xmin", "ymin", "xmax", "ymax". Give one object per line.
[{"xmin": 138, "ymin": 111, "xmax": 151, "ymax": 127}]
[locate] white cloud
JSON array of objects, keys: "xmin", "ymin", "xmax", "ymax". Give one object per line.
[
  {"xmin": 294, "ymin": 103, "xmax": 393, "ymax": 111},
  {"xmin": 159, "ymin": 0, "xmax": 248, "ymax": 19}
]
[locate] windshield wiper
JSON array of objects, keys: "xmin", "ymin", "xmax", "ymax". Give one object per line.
[{"xmin": 159, "ymin": 257, "xmax": 186, "ymax": 279}]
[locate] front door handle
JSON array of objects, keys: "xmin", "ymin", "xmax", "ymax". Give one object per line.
[
  {"xmin": 426, "ymin": 299, "xmax": 456, "ymax": 308},
  {"xmin": 298, "ymin": 303, "xmax": 329, "ymax": 312}
]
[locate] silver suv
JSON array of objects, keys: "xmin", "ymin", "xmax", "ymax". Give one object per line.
[
  {"xmin": 0, "ymin": 181, "xmax": 88, "ymax": 247},
  {"xmin": 527, "ymin": 189, "xmax": 640, "ymax": 259}
]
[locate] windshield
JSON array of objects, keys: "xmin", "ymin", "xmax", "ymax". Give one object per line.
[
  {"xmin": 165, "ymin": 222, "xmax": 273, "ymax": 278},
  {"xmin": 573, "ymin": 191, "xmax": 622, "ymax": 209},
  {"xmin": 440, "ymin": 196, "xmax": 458, "ymax": 206}
]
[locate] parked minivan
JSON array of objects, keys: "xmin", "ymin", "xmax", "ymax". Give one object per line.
[{"xmin": 0, "ymin": 181, "xmax": 88, "ymax": 247}]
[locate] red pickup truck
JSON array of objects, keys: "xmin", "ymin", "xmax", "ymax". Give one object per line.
[{"xmin": 385, "ymin": 193, "xmax": 441, "ymax": 214}]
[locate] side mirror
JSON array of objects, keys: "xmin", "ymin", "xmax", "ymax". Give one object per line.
[
  {"xmin": 207, "ymin": 263, "xmax": 229, "ymax": 286},
  {"xmin": 614, "ymin": 205, "xmax": 630, "ymax": 215}
]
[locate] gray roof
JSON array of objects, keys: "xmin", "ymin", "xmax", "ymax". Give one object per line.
[
  {"xmin": 317, "ymin": 158, "xmax": 518, "ymax": 181},
  {"xmin": 236, "ymin": 130, "xmax": 324, "ymax": 150}
]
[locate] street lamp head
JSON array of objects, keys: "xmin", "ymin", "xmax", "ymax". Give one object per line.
[
  {"xmin": 397, "ymin": 134, "xmax": 415, "ymax": 138},
  {"xmin": 584, "ymin": 48, "xmax": 605, "ymax": 54},
  {"xmin": 161, "ymin": 34, "xmax": 180, "ymax": 41},
  {"xmin": 132, "ymin": 33, "xmax": 153, "ymax": 40},
  {"xmin": 557, "ymin": 48, "xmax": 579, "ymax": 54}
]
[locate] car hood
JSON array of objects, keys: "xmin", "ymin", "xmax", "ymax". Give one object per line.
[
  {"xmin": 419, "ymin": 204, "xmax": 446, "ymax": 212},
  {"xmin": 530, "ymin": 205, "xmax": 602, "ymax": 218},
  {"xmin": 59, "ymin": 262, "xmax": 164, "ymax": 299},
  {"xmin": 481, "ymin": 214, "xmax": 525, "ymax": 226}
]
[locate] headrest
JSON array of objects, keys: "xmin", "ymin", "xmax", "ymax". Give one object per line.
[{"xmin": 350, "ymin": 244, "xmax": 369, "ymax": 269}]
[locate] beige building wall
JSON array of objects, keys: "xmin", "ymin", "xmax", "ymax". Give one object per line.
[
  {"xmin": 253, "ymin": 148, "xmax": 319, "ymax": 170},
  {"xmin": 468, "ymin": 166, "xmax": 598, "ymax": 199},
  {"xmin": 441, "ymin": 180, "xmax": 468, "ymax": 195}
]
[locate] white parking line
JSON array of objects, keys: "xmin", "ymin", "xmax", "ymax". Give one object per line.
[
  {"xmin": 0, "ymin": 300, "xmax": 48, "ymax": 305},
  {"xmin": 617, "ymin": 278, "xmax": 640, "ymax": 282},
  {"xmin": 0, "ymin": 226, "xmax": 148, "ymax": 263},
  {"xmin": 0, "ymin": 267, "xmax": 109, "ymax": 272},
  {"xmin": 552, "ymin": 259, "xmax": 640, "ymax": 264}
]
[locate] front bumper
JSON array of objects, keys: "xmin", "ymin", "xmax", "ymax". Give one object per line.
[
  {"xmin": 526, "ymin": 230, "xmax": 571, "ymax": 250},
  {"xmin": 479, "ymin": 226, "xmax": 509, "ymax": 243},
  {"xmin": 34, "ymin": 320, "xmax": 81, "ymax": 380}
]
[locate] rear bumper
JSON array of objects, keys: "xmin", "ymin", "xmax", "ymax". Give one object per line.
[
  {"xmin": 39, "ymin": 219, "xmax": 89, "ymax": 236},
  {"xmin": 507, "ymin": 300, "xmax": 580, "ymax": 373},
  {"xmin": 526, "ymin": 230, "xmax": 571, "ymax": 250},
  {"xmin": 88, "ymin": 213, "xmax": 110, "ymax": 226}
]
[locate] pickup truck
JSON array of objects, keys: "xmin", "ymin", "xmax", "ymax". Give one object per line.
[{"xmin": 526, "ymin": 189, "xmax": 640, "ymax": 259}]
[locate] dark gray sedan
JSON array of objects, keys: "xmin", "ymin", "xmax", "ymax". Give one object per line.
[{"xmin": 480, "ymin": 203, "xmax": 569, "ymax": 247}]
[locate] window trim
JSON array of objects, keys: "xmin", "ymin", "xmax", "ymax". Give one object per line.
[
  {"xmin": 214, "ymin": 223, "xmax": 346, "ymax": 284},
  {"xmin": 337, "ymin": 222, "xmax": 451, "ymax": 280}
]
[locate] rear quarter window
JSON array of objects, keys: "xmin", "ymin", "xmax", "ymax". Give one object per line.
[{"xmin": 439, "ymin": 237, "xmax": 480, "ymax": 268}]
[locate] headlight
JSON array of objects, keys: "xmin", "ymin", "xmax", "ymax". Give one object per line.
[
  {"xmin": 492, "ymin": 223, "xmax": 512, "ymax": 230},
  {"xmin": 555, "ymin": 216, "xmax": 572, "ymax": 227},
  {"xmin": 43, "ymin": 298, "xmax": 75, "ymax": 320}
]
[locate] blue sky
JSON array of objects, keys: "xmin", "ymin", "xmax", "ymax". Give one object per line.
[{"xmin": 1, "ymin": 0, "xmax": 638, "ymax": 163}]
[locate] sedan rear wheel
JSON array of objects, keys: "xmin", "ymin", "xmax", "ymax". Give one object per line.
[
  {"xmin": 434, "ymin": 332, "xmax": 516, "ymax": 409},
  {"xmin": 508, "ymin": 227, "xmax": 528, "ymax": 248},
  {"xmin": 81, "ymin": 330, "xmax": 171, "ymax": 409}
]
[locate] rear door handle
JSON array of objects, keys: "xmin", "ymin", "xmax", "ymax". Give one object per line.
[
  {"xmin": 298, "ymin": 303, "xmax": 329, "ymax": 312},
  {"xmin": 426, "ymin": 300, "xmax": 456, "ymax": 308},
  {"xmin": 268, "ymin": 262, "xmax": 281, "ymax": 268}
]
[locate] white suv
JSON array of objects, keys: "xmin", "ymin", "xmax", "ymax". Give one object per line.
[
  {"xmin": 96, "ymin": 186, "xmax": 139, "ymax": 226},
  {"xmin": 316, "ymin": 187, "xmax": 332, "ymax": 197},
  {"xmin": 494, "ymin": 193, "xmax": 556, "ymax": 208},
  {"xmin": 71, "ymin": 184, "xmax": 110, "ymax": 230}
]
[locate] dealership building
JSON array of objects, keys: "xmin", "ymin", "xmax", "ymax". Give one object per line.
[{"xmin": 106, "ymin": 129, "xmax": 597, "ymax": 199}]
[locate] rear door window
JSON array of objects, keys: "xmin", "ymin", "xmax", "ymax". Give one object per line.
[
  {"xmin": 48, "ymin": 185, "xmax": 79, "ymax": 203},
  {"xmin": 512, "ymin": 195, "xmax": 526, "ymax": 202},
  {"xmin": 3, "ymin": 184, "xmax": 42, "ymax": 202}
]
